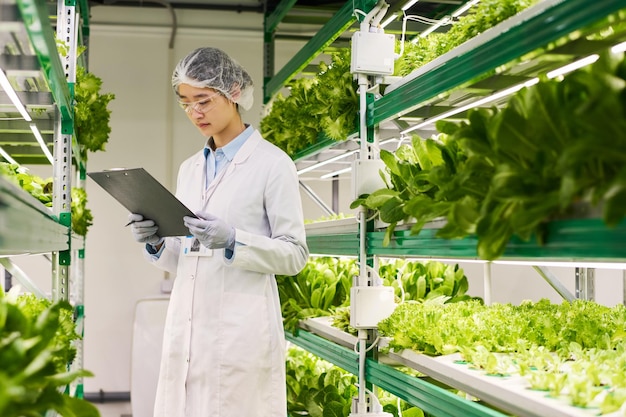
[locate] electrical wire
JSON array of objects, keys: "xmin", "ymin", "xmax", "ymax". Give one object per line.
[
  {"xmin": 355, "ymin": 209, "xmax": 380, "ymax": 223},
  {"xmin": 353, "ymin": 8, "xmax": 368, "ymax": 20},
  {"xmin": 353, "ymin": 335, "xmax": 381, "ymax": 353},
  {"xmin": 397, "ymin": 11, "xmax": 456, "ymax": 59}
]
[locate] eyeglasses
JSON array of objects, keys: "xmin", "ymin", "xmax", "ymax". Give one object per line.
[{"xmin": 177, "ymin": 93, "xmax": 221, "ymax": 114}]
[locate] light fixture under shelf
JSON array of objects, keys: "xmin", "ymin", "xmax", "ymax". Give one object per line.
[
  {"xmin": 297, "ymin": 149, "xmax": 359, "ymax": 175},
  {"xmin": 399, "ymin": 51, "xmax": 610, "ymax": 135},
  {"xmin": 0, "ymin": 147, "xmax": 18, "ymax": 165},
  {"xmin": 320, "ymin": 166, "xmax": 352, "ymax": 179},
  {"xmin": 30, "ymin": 124, "xmax": 54, "ymax": 164},
  {"xmin": 0, "ymin": 68, "xmax": 32, "ymax": 122}
]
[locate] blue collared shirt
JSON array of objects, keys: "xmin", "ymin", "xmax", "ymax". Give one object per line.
[{"xmin": 204, "ymin": 125, "xmax": 253, "ymax": 187}]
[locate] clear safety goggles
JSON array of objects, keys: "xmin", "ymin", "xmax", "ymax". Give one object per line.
[{"xmin": 177, "ymin": 92, "xmax": 221, "ymax": 114}]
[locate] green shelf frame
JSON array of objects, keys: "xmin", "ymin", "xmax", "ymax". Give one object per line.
[
  {"xmin": 16, "ymin": 0, "xmax": 73, "ymax": 122},
  {"xmin": 286, "ymin": 328, "xmax": 509, "ymax": 417},
  {"xmin": 366, "ymin": 218, "xmax": 626, "ymax": 261},
  {"xmin": 264, "ymin": 0, "xmax": 297, "ymax": 34},
  {"xmin": 263, "ymin": 0, "xmax": 378, "ymax": 103},
  {"xmin": 371, "ymin": 0, "xmax": 626, "ymax": 127},
  {"xmin": 0, "ymin": 176, "xmax": 69, "ymax": 255},
  {"xmin": 292, "ymin": 134, "xmax": 353, "ymax": 163},
  {"xmin": 365, "ymin": 360, "xmax": 507, "ymax": 417},
  {"xmin": 307, "ymin": 232, "xmax": 360, "ymax": 257}
]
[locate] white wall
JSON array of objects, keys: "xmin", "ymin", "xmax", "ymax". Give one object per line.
[{"xmin": 6, "ymin": 5, "xmax": 625, "ymax": 397}]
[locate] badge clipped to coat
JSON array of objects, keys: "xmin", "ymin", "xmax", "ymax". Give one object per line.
[{"xmin": 182, "ymin": 236, "xmax": 213, "ymax": 257}]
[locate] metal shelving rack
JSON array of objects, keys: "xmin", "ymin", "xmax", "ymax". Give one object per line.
[
  {"xmin": 265, "ymin": 0, "xmax": 626, "ymax": 416},
  {"xmin": 0, "ymin": 0, "xmax": 89, "ymax": 402}
]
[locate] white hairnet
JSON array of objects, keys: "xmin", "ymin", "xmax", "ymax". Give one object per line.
[{"xmin": 172, "ymin": 47, "xmax": 254, "ymax": 111}]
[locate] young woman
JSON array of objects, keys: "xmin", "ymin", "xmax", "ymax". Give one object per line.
[{"xmin": 128, "ymin": 47, "xmax": 309, "ymax": 417}]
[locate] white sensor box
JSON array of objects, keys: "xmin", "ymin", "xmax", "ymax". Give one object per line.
[
  {"xmin": 350, "ymin": 31, "xmax": 395, "ymax": 75},
  {"xmin": 350, "ymin": 286, "xmax": 396, "ymax": 329},
  {"xmin": 352, "ymin": 159, "xmax": 387, "ymax": 200}
]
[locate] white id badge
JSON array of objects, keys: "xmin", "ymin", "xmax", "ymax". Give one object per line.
[{"xmin": 182, "ymin": 236, "xmax": 213, "ymax": 257}]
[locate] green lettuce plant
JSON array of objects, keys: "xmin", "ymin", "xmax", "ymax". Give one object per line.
[{"xmin": 0, "ymin": 290, "xmax": 99, "ymax": 417}]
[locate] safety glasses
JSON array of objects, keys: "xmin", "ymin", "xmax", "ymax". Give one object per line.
[{"xmin": 177, "ymin": 92, "xmax": 222, "ymax": 114}]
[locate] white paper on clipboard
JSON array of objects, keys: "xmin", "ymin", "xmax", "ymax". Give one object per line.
[{"xmin": 87, "ymin": 168, "xmax": 195, "ymax": 237}]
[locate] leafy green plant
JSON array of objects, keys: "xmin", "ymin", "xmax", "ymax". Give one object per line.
[
  {"xmin": 261, "ymin": 50, "xmax": 357, "ymax": 157},
  {"xmin": 71, "ymin": 187, "xmax": 94, "ymax": 237},
  {"xmin": 394, "ymin": 0, "xmax": 537, "ymax": 77},
  {"xmin": 0, "ymin": 290, "xmax": 99, "ymax": 417},
  {"xmin": 354, "ymin": 52, "xmax": 626, "ymax": 260},
  {"xmin": 286, "ymin": 345, "xmax": 357, "ymax": 417},
  {"xmin": 276, "ymin": 257, "xmax": 357, "ymax": 333},
  {"xmin": 0, "ymin": 162, "xmax": 94, "ymax": 236},
  {"xmin": 286, "ymin": 346, "xmax": 423, "ymax": 417},
  {"xmin": 350, "ymin": 134, "xmax": 478, "ymax": 246},
  {"xmin": 74, "ymin": 66, "xmax": 115, "ymax": 162},
  {"xmin": 378, "ymin": 298, "xmax": 626, "ymax": 412}
]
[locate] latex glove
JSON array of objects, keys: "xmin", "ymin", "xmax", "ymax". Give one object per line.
[
  {"xmin": 183, "ymin": 211, "xmax": 235, "ymax": 249},
  {"xmin": 128, "ymin": 213, "xmax": 161, "ymax": 245}
]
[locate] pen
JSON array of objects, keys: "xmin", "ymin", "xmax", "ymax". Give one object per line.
[{"xmin": 125, "ymin": 220, "xmax": 135, "ymax": 227}]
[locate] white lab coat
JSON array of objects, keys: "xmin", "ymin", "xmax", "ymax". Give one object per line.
[{"xmin": 145, "ymin": 129, "xmax": 308, "ymax": 417}]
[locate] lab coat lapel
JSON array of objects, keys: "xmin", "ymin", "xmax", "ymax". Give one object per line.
[{"xmin": 202, "ymin": 130, "xmax": 261, "ymax": 203}]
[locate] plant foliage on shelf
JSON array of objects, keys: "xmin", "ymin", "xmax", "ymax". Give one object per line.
[
  {"xmin": 377, "ymin": 298, "xmax": 626, "ymax": 414},
  {"xmin": 277, "ymin": 257, "xmax": 357, "ymax": 333},
  {"xmin": 74, "ymin": 66, "xmax": 115, "ymax": 162},
  {"xmin": 276, "ymin": 257, "xmax": 476, "ymax": 334},
  {"xmin": 394, "ymin": 0, "xmax": 537, "ymax": 77},
  {"xmin": 261, "ymin": 49, "xmax": 357, "ymax": 156},
  {"xmin": 353, "ymin": 52, "xmax": 626, "ymax": 260},
  {"xmin": 0, "ymin": 163, "xmax": 93, "ymax": 236},
  {"xmin": 260, "ymin": 0, "xmax": 533, "ymax": 159},
  {"xmin": 286, "ymin": 345, "xmax": 424, "ymax": 417},
  {"xmin": 0, "ymin": 290, "xmax": 99, "ymax": 417},
  {"xmin": 332, "ymin": 259, "xmax": 477, "ymax": 335}
]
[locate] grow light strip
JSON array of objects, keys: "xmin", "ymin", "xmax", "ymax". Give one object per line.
[
  {"xmin": 30, "ymin": 124, "xmax": 54, "ymax": 164},
  {"xmin": 400, "ymin": 77, "xmax": 540, "ymax": 135},
  {"xmin": 0, "ymin": 69, "xmax": 32, "ymax": 122},
  {"xmin": 546, "ymin": 54, "xmax": 599, "ymax": 78},
  {"xmin": 297, "ymin": 149, "xmax": 358, "ymax": 175},
  {"xmin": 400, "ymin": 52, "xmax": 607, "ymax": 135},
  {"xmin": 402, "ymin": 0, "xmax": 420, "ymax": 11},
  {"xmin": 0, "ymin": 147, "xmax": 18, "ymax": 165},
  {"xmin": 451, "ymin": 0, "xmax": 480, "ymax": 18},
  {"xmin": 320, "ymin": 166, "xmax": 352, "ymax": 179},
  {"xmin": 612, "ymin": 41, "xmax": 626, "ymax": 53}
]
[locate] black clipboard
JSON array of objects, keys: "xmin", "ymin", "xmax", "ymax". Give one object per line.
[{"xmin": 87, "ymin": 168, "xmax": 195, "ymax": 237}]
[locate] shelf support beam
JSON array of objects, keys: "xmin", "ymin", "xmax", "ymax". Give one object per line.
[{"xmin": 532, "ymin": 266, "xmax": 575, "ymax": 302}]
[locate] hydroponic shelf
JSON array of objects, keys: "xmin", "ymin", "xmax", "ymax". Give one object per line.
[
  {"xmin": 0, "ymin": 175, "xmax": 68, "ymax": 255},
  {"xmin": 290, "ymin": 318, "xmax": 508, "ymax": 417},
  {"xmin": 299, "ymin": 317, "xmax": 624, "ymax": 417}
]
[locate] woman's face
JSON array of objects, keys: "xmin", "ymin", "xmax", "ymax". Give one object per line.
[{"xmin": 177, "ymin": 83, "xmax": 239, "ymax": 139}]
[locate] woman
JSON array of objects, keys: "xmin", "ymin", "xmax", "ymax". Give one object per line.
[{"xmin": 128, "ymin": 47, "xmax": 309, "ymax": 417}]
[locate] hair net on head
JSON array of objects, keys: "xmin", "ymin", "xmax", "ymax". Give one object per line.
[{"xmin": 172, "ymin": 47, "xmax": 254, "ymax": 111}]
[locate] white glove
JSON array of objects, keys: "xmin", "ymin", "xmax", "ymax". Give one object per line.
[
  {"xmin": 128, "ymin": 213, "xmax": 162, "ymax": 245},
  {"xmin": 183, "ymin": 211, "xmax": 235, "ymax": 249}
]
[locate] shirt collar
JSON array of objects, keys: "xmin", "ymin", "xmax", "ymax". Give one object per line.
[{"xmin": 203, "ymin": 125, "xmax": 253, "ymax": 161}]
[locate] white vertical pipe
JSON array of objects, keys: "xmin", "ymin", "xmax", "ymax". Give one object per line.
[{"xmin": 483, "ymin": 262, "xmax": 492, "ymax": 305}]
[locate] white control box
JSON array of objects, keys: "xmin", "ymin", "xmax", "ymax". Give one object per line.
[
  {"xmin": 350, "ymin": 286, "xmax": 396, "ymax": 329},
  {"xmin": 350, "ymin": 31, "xmax": 395, "ymax": 75},
  {"xmin": 351, "ymin": 159, "xmax": 387, "ymax": 200}
]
